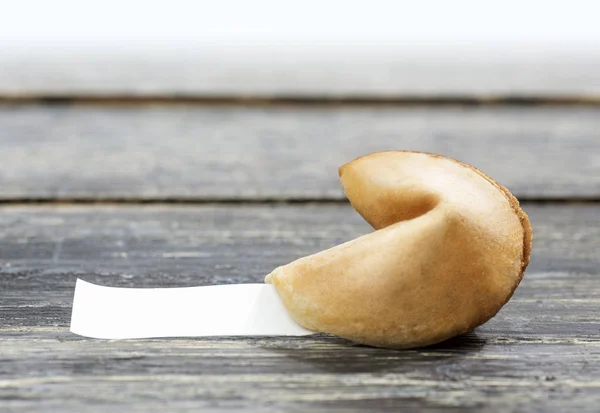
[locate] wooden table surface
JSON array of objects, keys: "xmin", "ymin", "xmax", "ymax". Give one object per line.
[{"xmin": 1, "ymin": 101, "xmax": 599, "ymax": 412}]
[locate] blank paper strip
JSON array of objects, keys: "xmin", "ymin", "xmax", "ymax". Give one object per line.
[{"xmin": 70, "ymin": 279, "xmax": 313, "ymax": 339}]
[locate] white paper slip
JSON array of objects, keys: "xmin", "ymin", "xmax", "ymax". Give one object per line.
[{"xmin": 70, "ymin": 279, "xmax": 313, "ymax": 339}]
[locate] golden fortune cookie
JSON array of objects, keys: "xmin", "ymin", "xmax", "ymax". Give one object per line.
[{"xmin": 266, "ymin": 151, "xmax": 532, "ymax": 349}]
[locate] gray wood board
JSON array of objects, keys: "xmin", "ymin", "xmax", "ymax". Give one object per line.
[
  {"xmin": 1, "ymin": 204, "xmax": 599, "ymax": 412},
  {"xmin": 1, "ymin": 105, "xmax": 599, "ymax": 200},
  {"xmin": 2, "ymin": 50, "xmax": 600, "ymax": 97}
]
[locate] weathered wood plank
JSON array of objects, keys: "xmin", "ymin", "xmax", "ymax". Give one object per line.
[
  {"xmin": 1, "ymin": 331, "xmax": 598, "ymax": 413},
  {"xmin": 1, "ymin": 204, "xmax": 599, "ymax": 412},
  {"xmin": 0, "ymin": 105, "xmax": 599, "ymax": 200}
]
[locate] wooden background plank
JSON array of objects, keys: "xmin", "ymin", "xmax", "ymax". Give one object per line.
[
  {"xmin": 2, "ymin": 204, "xmax": 598, "ymax": 326},
  {"xmin": 2, "ymin": 50, "xmax": 600, "ymax": 98},
  {"xmin": 1, "ymin": 204, "xmax": 599, "ymax": 412},
  {"xmin": 1, "ymin": 105, "xmax": 599, "ymax": 200}
]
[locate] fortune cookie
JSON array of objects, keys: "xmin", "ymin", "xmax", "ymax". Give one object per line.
[{"xmin": 266, "ymin": 151, "xmax": 532, "ymax": 349}]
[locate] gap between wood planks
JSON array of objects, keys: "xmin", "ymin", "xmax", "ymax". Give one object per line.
[
  {"xmin": 2, "ymin": 94, "xmax": 600, "ymax": 107},
  {"xmin": 0, "ymin": 197, "xmax": 598, "ymax": 206}
]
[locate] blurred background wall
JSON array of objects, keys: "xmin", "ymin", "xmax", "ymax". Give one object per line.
[{"xmin": 1, "ymin": 0, "xmax": 599, "ymax": 98}]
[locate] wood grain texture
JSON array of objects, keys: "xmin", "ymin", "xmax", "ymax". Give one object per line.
[
  {"xmin": 1, "ymin": 204, "xmax": 599, "ymax": 412},
  {"xmin": 1, "ymin": 105, "xmax": 599, "ymax": 200}
]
